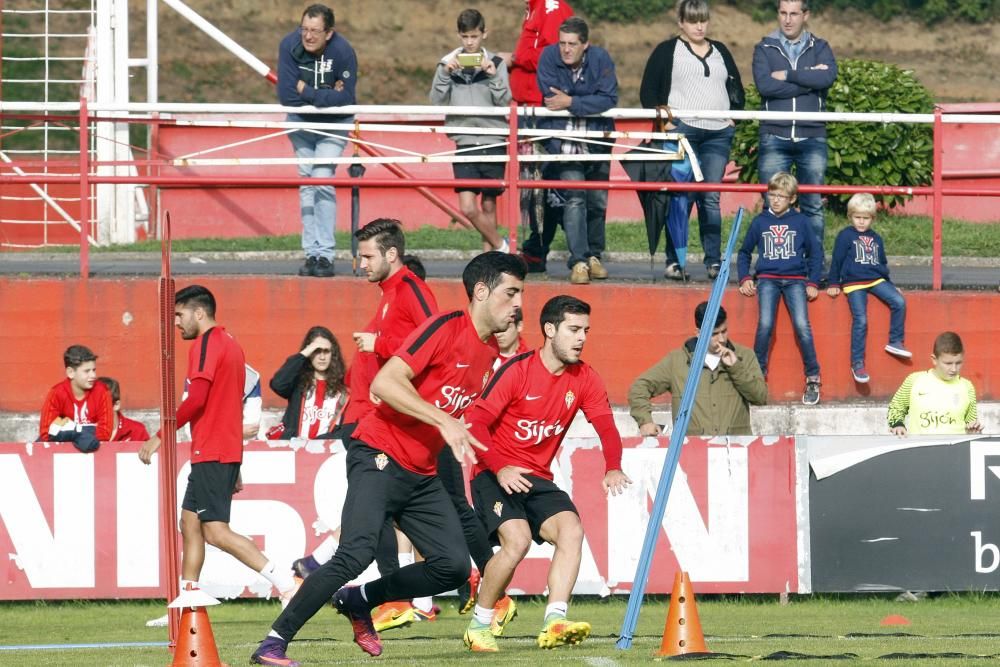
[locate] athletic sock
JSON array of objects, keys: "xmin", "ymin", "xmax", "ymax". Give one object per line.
[
  {"xmin": 180, "ymin": 578, "xmax": 198, "ymax": 590},
  {"xmin": 544, "ymin": 602, "xmax": 568, "ymax": 624},
  {"xmin": 473, "ymin": 604, "xmax": 493, "ymax": 626},
  {"xmin": 398, "ymin": 552, "xmax": 416, "ymax": 568},
  {"xmin": 259, "ymin": 560, "xmax": 296, "ymax": 594},
  {"xmin": 359, "ymin": 584, "xmax": 369, "ymax": 602},
  {"xmin": 267, "ymin": 629, "xmax": 285, "ymax": 641},
  {"xmin": 311, "ymin": 535, "xmax": 339, "ymax": 565},
  {"xmin": 413, "ymin": 596, "xmax": 433, "ymax": 613}
]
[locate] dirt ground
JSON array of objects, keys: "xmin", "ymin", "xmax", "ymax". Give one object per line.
[{"xmin": 137, "ymin": 1, "xmax": 998, "ymax": 106}]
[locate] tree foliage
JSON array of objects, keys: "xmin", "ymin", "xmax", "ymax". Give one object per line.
[
  {"xmin": 731, "ymin": 59, "xmax": 935, "ymax": 213},
  {"xmin": 578, "ymin": 0, "xmax": 997, "ymax": 23}
]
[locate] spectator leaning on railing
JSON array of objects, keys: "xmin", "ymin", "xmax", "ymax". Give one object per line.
[
  {"xmin": 277, "ymin": 3, "xmax": 358, "ymax": 279},
  {"xmin": 639, "ymin": 0, "xmax": 744, "ymax": 282},
  {"xmin": 537, "ymin": 17, "xmax": 618, "ymax": 285}
]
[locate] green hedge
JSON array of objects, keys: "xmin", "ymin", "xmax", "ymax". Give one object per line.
[
  {"xmin": 731, "ymin": 59, "xmax": 934, "ymax": 213},
  {"xmin": 578, "ymin": 0, "xmax": 997, "ymax": 23}
]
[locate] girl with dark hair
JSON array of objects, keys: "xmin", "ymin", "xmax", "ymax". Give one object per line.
[{"xmin": 267, "ymin": 326, "xmax": 348, "ymax": 439}]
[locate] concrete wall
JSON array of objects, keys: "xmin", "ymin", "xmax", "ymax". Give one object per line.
[{"xmin": 1, "ymin": 276, "xmax": 996, "ymax": 419}]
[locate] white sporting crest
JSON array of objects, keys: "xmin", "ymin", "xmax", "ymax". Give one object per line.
[
  {"xmin": 493, "ymin": 501, "xmax": 503, "ymax": 517},
  {"xmin": 564, "ymin": 390, "xmax": 575, "ymax": 410},
  {"xmin": 375, "ymin": 453, "xmax": 388, "ymax": 471}
]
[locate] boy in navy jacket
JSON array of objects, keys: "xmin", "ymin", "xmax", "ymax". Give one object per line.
[
  {"xmin": 827, "ymin": 192, "xmax": 910, "ymax": 384},
  {"xmin": 738, "ymin": 172, "xmax": 823, "ymax": 404}
]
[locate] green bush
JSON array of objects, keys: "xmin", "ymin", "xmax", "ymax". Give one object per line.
[
  {"xmin": 721, "ymin": 0, "xmax": 998, "ymax": 24},
  {"xmin": 731, "ymin": 59, "xmax": 934, "ymax": 213},
  {"xmin": 575, "ymin": 0, "xmax": 672, "ymax": 22}
]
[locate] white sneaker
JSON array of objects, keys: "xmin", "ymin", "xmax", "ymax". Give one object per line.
[
  {"xmin": 279, "ymin": 580, "xmax": 301, "ymax": 610},
  {"xmin": 168, "ymin": 586, "xmax": 220, "ymax": 609},
  {"xmin": 145, "ymin": 614, "xmax": 168, "ymax": 628}
]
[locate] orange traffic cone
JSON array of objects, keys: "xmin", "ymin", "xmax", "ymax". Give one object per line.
[
  {"xmin": 169, "ymin": 605, "xmax": 227, "ymax": 667},
  {"xmin": 657, "ymin": 571, "xmax": 709, "ymax": 657}
]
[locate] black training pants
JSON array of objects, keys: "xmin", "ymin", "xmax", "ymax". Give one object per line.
[{"xmin": 272, "ymin": 441, "xmax": 470, "ymax": 641}]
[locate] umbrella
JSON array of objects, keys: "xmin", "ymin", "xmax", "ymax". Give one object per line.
[
  {"xmin": 622, "ymin": 143, "xmax": 672, "ymax": 280},
  {"xmin": 663, "ymin": 138, "xmax": 692, "ymax": 276},
  {"xmin": 348, "ymin": 160, "xmax": 365, "ymax": 275}
]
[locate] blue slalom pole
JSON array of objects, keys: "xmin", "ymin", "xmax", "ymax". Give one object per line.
[{"xmin": 616, "ymin": 207, "xmax": 745, "ymax": 650}]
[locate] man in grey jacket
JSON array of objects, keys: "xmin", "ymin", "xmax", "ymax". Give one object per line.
[
  {"xmin": 430, "ymin": 9, "xmax": 512, "ymax": 252},
  {"xmin": 628, "ymin": 302, "xmax": 767, "ymax": 437},
  {"xmin": 752, "ymin": 0, "xmax": 837, "ymax": 264}
]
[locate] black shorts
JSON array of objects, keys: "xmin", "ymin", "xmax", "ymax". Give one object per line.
[
  {"xmin": 471, "ymin": 471, "xmax": 578, "ymax": 546},
  {"xmin": 453, "ymin": 145, "xmax": 506, "ymax": 196},
  {"xmin": 181, "ymin": 461, "xmax": 241, "ymax": 522}
]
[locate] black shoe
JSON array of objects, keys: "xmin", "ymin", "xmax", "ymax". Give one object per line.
[
  {"xmin": 520, "ymin": 253, "xmax": 547, "ymax": 274},
  {"xmin": 314, "ymin": 257, "xmax": 336, "ymax": 277},
  {"xmin": 298, "ymin": 257, "xmax": 317, "ymax": 277},
  {"xmin": 707, "ymin": 263, "xmax": 721, "ymax": 280}
]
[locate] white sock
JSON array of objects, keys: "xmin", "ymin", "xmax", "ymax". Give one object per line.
[
  {"xmin": 398, "ymin": 552, "xmax": 415, "ymax": 568},
  {"xmin": 545, "ymin": 602, "xmax": 568, "ymax": 619},
  {"xmin": 359, "ymin": 583, "xmax": 369, "ymax": 602},
  {"xmin": 412, "ymin": 596, "xmax": 433, "ymax": 613},
  {"xmin": 259, "ymin": 560, "xmax": 296, "ymax": 594},
  {"xmin": 180, "ymin": 578, "xmax": 198, "ymax": 590},
  {"xmin": 497, "ymin": 238, "xmax": 510, "ymax": 253},
  {"xmin": 473, "ymin": 604, "xmax": 493, "ymax": 626},
  {"xmin": 311, "ymin": 536, "xmax": 339, "ymax": 565},
  {"xmin": 267, "ymin": 630, "xmax": 285, "ymax": 640}
]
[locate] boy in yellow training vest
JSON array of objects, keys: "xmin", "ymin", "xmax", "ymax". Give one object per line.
[{"xmin": 887, "ymin": 331, "xmax": 983, "ymax": 436}]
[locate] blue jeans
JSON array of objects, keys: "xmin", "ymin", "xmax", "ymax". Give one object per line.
[
  {"xmin": 676, "ymin": 122, "xmax": 735, "ymax": 267},
  {"xmin": 754, "ymin": 278, "xmax": 820, "ymax": 378},
  {"xmin": 558, "ymin": 160, "xmax": 610, "ymax": 268},
  {"xmin": 846, "ymin": 281, "xmax": 907, "ymax": 368},
  {"xmin": 288, "ymin": 116, "xmax": 350, "ymax": 261},
  {"xmin": 758, "ymin": 134, "xmax": 828, "ymax": 256}
]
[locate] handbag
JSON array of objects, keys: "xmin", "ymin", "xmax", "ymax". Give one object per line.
[{"xmin": 726, "ymin": 74, "xmax": 745, "ymax": 111}]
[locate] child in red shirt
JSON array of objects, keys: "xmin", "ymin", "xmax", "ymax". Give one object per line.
[
  {"xmin": 97, "ymin": 377, "xmax": 151, "ymax": 442},
  {"xmin": 39, "ymin": 345, "xmax": 113, "ymax": 450}
]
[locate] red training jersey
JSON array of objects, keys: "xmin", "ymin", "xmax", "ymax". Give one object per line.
[
  {"xmin": 471, "ymin": 350, "xmax": 613, "ymax": 480},
  {"xmin": 183, "ymin": 326, "xmax": 246, "ymax": 463},
  {"xmin": 511, "ymin": 0, "xmax": 574, "ymax": 105},
  {"xmin": 341, "ymin": 266, "xmax": 438, "ymax": 424},
  {"xmin": 352, "ymin": 310, "xmax": 499, "ymax": 475},
  {"xmin": 113, "ymin": 413, "xmax": 150, "ymax": 442},
  {"xmin": 38, "ymin": 378, "xmax": 114, "ymax": 441}
]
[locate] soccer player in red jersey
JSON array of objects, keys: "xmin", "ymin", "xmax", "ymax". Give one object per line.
[
  {"xmin": 462, "ymin": 295, "xmax": 631, "ymax": 652},
  {"xmin": 39, "ymin": 344, "xmax": 114, "ymax": 449},
  {"xmin": 251, "ymin": 252, "xmax": 526, "ymax": 666},
  {"xmin": 139, "ymin": 285, "xmax": 297, "ymax": 606}
]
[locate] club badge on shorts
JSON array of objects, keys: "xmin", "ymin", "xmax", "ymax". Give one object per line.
[
  {"xmin": 493, "ymin": 501, "xmax": 503, "ymax": 517},
  {"xmin": 565, "ymin": 390, "xmax": 575, "ymax": 409},
  {"xmin": 375, "ymin": 452, "xmax": 388, "ymax": 470}
]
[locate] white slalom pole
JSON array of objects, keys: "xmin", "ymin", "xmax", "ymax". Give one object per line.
[{"xmin": 160, "ymin": 0, "xmax": 276, "ymax": 82}]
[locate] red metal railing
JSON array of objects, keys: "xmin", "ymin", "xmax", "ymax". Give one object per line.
[{"xmin": 1, "ymin": 100, "xmax": 999, "ymax": 289}]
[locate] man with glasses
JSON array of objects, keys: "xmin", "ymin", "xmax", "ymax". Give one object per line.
[{"xmin": 277, "ymin": 4, "xmax": 358, "ymax": 278}]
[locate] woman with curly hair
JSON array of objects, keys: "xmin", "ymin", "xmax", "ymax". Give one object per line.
[{"xmin": 268, "ymin": 326, "xmax": 348, "ymax": 439}]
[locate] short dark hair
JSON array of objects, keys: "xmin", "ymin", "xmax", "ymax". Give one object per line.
[
  {"xmin": 933, "ymin": 331, "xmax": 964, "ymax": 356},
  {"xmin": 559, "ymin": 17, "xmax": 589, "ymax": 43},
  {"xmin": 175, "ymin": 284, "xmax": 216, "ymax": 318},
  {"xmin": 777, "ymin": 0, "xmax": 810, "ymax": 11},
  {"xmin": 355, "ymin": 218, "xmax": 405, "ymax": 256},
  {"xmin": 457, "ymin": 8, "xmax": 486, "ymax": 32},
  {"xmin": 461, "ymin": 251, "xmax": 527, "ymax": 299},
  {"xmin": 402, "ymin": 254, "xmax": 426, "ymax": 280},
  {"xmin": 97, "ymin": 377, "xmax": 120, "ymax": 402},
  {"xmin": 302, "ymin": 3, "xmax": 334, "ymax": 30},
  {"xmin": 540, "ymin": 295, "xmax": 590, "ymax": 337},
  {"xmin": 694, "ymin": 301, "xmax": 727, "ymax": 330},
  {"xmin": 64, "ymin": 344, "xmax": 97, "ymax": 369}
]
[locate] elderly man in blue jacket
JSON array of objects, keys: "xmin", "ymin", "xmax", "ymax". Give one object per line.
[
  {"xmin": 752, "ymin": 0, "xmax": 836, "ymax": 271},
  {"xmin": 277, "ymin": 4, "xmax": 358, "ymax": 279},
  {"xmin": 537, "ymin": 17, "xmax": 618, "ymax": 285}
]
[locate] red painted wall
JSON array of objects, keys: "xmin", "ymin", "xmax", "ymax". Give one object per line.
[{"xmin": 1, "ymin": 277, "xmax": 996, "ymax": 415}]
